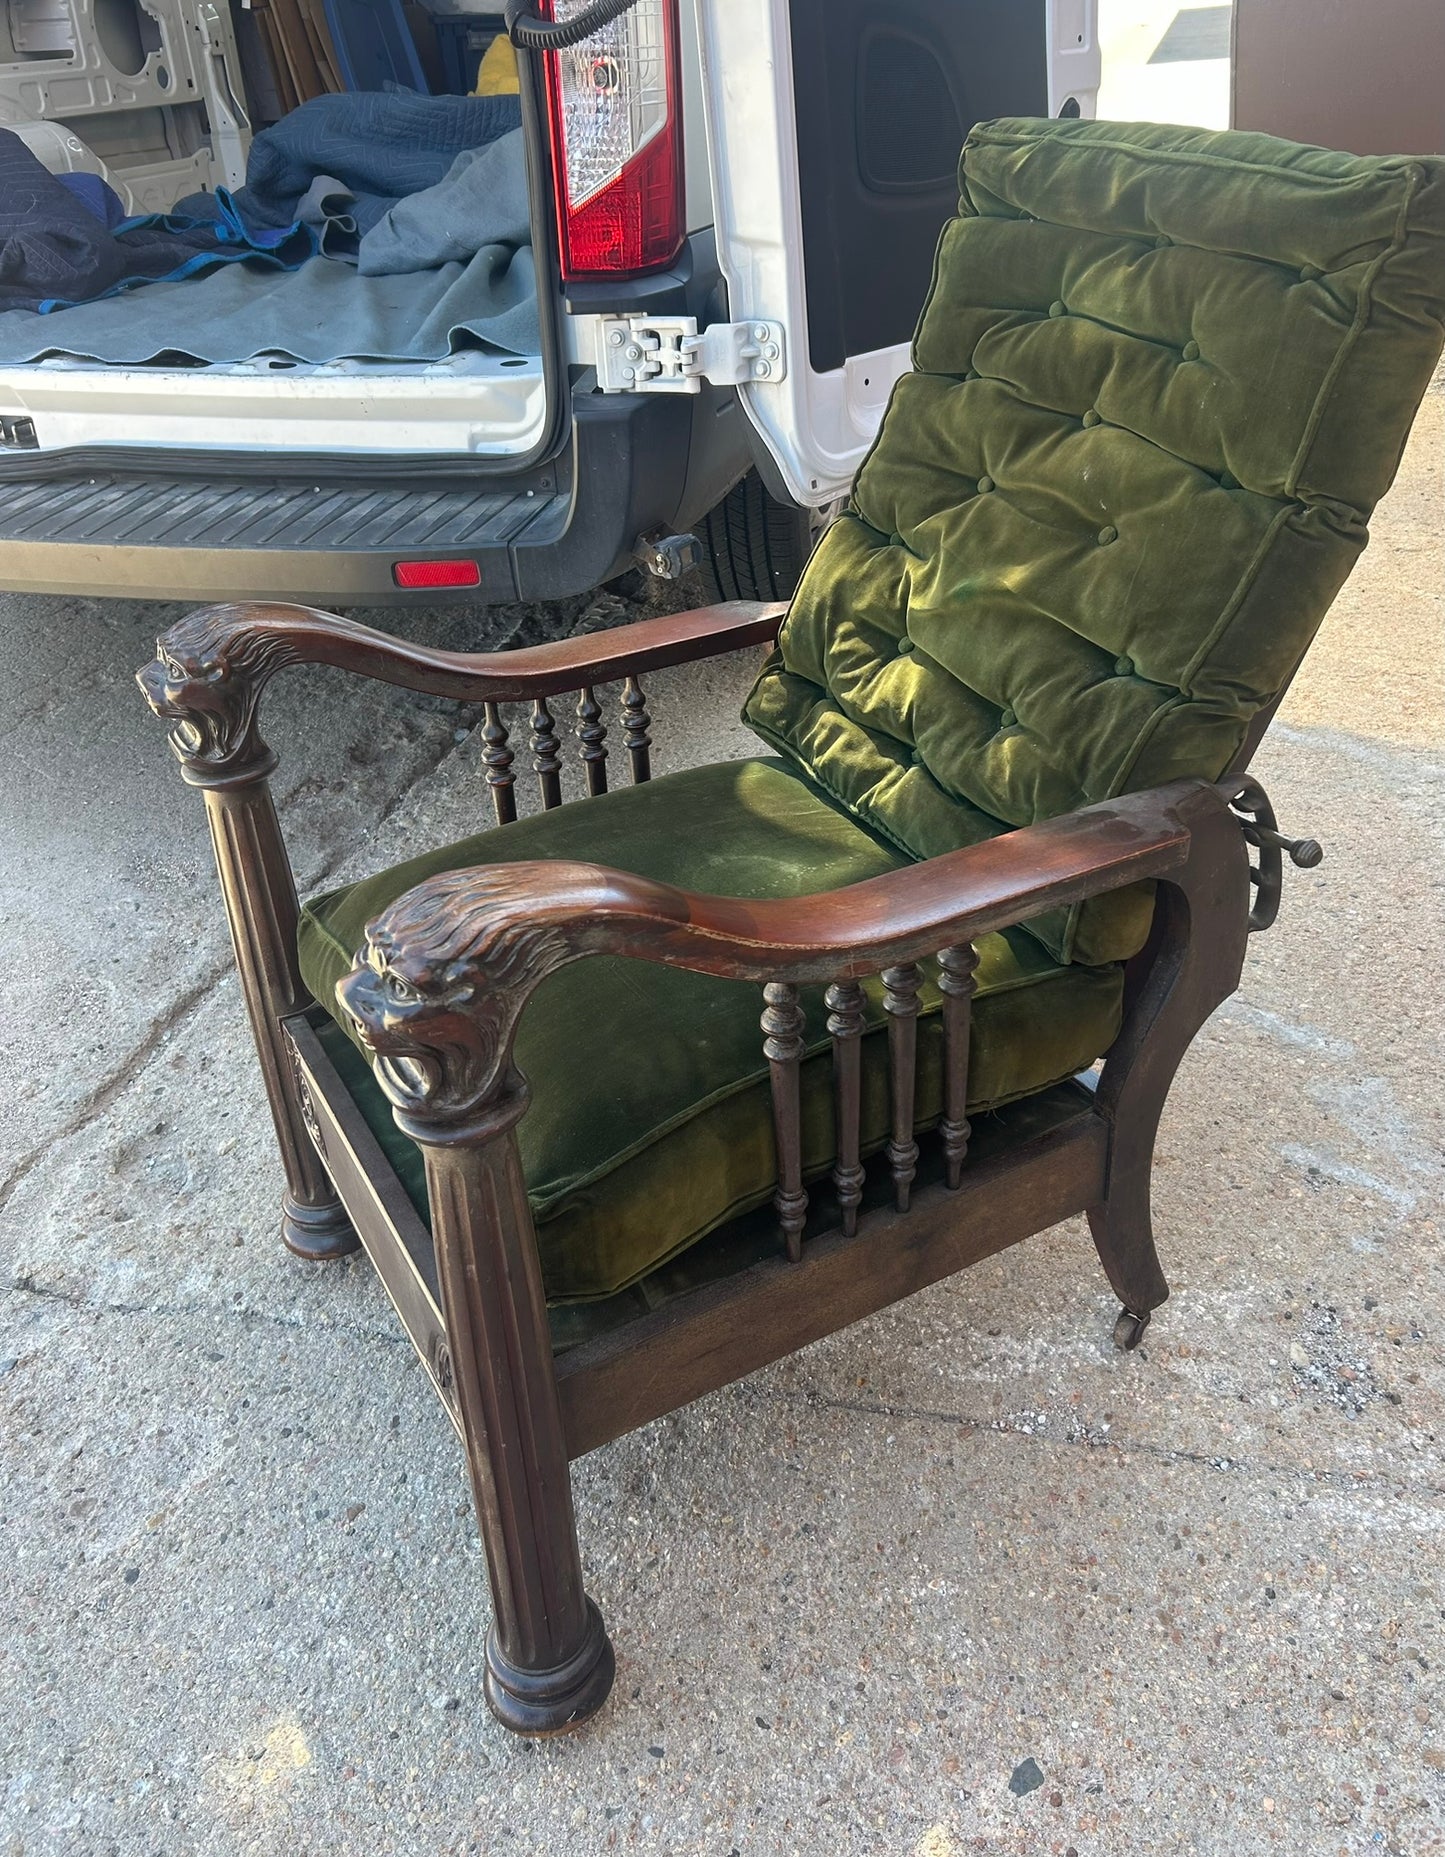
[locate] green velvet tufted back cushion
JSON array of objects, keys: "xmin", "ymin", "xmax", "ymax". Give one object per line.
[{"xmin": 745, "ymin": 117, "xmax": 1445, "ymax": 964}]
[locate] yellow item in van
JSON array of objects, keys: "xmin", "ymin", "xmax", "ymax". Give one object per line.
[{"xmin": 476, "ymin": 32, "xmax": 520, "ymax": 95}]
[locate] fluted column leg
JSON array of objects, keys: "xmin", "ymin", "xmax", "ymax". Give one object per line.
[
  {"xmin": 415, "ymin": 1096, "xmax": 614, "ymax": 1735},
  {"xmin": 202, "ymin": 781, "xmax": 358, "ymax": 1260}
]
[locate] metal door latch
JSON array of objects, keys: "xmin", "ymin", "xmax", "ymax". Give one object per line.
[
  {"xmin": 0, "ymin": 415, "xmax": 38, "ymax": 449},
  {"xmin": 596, "ymin": 316, "xmax": 787, "ymax": 394}
]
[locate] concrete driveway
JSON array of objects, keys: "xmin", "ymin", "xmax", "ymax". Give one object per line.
[{"xmin": 1099, "ymin": 0, "xmax": 1232, "ymax": 128}]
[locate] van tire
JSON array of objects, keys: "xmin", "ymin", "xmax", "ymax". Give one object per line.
[{"xmin": 696, "ymin": 470, "xmax": 816, "ymax": 604}]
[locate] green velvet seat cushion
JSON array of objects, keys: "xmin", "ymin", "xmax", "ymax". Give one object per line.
[
  {"xmin": 744, "ymin": 117, "xmax": 1445, "ymax": 965},
  {"xmin": 298, "ymin": 758, "xmax": 1125, "ymax": 1302}
]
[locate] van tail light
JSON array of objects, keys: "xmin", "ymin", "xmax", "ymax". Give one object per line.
[{"xmin": 541, "ymin": 0, "xmax": 685, "ymax": 279}]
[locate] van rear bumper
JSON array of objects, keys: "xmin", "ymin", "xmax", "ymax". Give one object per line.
[{"xmin": 0, "ymin": 390, "xmax": 711, "ymax": 606}]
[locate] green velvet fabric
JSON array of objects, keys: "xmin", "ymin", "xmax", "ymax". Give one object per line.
[
  {"xmin": 744, "ymin": 117, "xmax": 1445, "ymax": 965},
  {"xmin": 299, "ymin": 759, "xmax": 1125, "ymax": 1302}
]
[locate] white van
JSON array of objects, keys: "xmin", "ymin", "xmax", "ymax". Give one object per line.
[{"xmin": 0, "ymin": 0, "xmax": 1099, "ymax": 606}]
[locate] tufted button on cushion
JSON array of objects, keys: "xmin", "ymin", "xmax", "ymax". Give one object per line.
[
  {"xmin": 1218, "ymin": 470, "xmax": 1238, "ymax": 488},
  {"xmin": 976, "ymin": 474, "xmax": 995, "ymax": 492},
  {"xmin": 1299, "ymin": 263, "xmax": 1323, "ymax": 282},
  {"xmin": 1154, "ymin": 233, "xmax": 1172, "ymax": 248},
  {"xmin": 1082, "ymin": 409, "xmax": 1101, "ymax": 427},
  {"xmin": 745, "ymin": 116, "xmax": 1445, "ymax": 968},
  {"xmin": 896, "ymin": 636, "xmax": 915, "ymax": 655},
  {"xmin": 1114, "ymin": 655, "xmax": 1135, "ymax": 676},
  {"xmin": 1097, "ymin": 525, "xmax": 1118, "ymax": 545},
  {"xmin": 1181, "ymin": 340, "xmax": 1201, "ymax": 361},
  {"xmin": 998, "ymin": 707, "xmax": 1017, "ymax": 729}
]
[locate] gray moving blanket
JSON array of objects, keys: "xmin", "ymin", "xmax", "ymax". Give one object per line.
[
  {"xmin": 0, "ymin": 133, "xmax": 538, "ymax": 364},
  {"xmin": 177, "ymin": 89, "xmax": 524, "ymax": 244},
  {"xmin": 359, "ymin": 130, "xmax": 528, "ymax": 275}
]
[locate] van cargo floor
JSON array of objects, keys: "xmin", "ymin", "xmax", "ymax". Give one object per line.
[{"xmin": 0, "ymin": 473, "xmax": 566, "ymax": 604}]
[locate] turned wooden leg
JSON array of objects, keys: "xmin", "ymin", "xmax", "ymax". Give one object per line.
[
  {"xmin": 202, "ymin": 780, "xmax": 359, "ymax": 1261},
  {"xmin": 418, "ymin": 1111, "xmax": 614, "ymax": 1735}
]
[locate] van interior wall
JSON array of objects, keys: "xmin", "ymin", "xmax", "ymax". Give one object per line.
[{"xmin": 0, "ymin": 0, "xmax": 249, "ymax": 213}]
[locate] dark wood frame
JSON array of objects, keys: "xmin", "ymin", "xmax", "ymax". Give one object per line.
[{"xmin": 139, "ymin": 594, "xmax": 1300, "ymax": 1738}]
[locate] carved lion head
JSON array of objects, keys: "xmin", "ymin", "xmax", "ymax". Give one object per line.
[
  {"xmin": 136, "ymin": 610, "xmax": 300, "ymax": 775},
  {"xmin": 338, "ymin": 946, "xmax": 490, "ymax": 1120},
  {"xmin": 336, "ymin": 868, "xmax": 583, "ymax": 1125},
  {"xmin": 136, "ymin": 641, "xmax": 241, "ymax": 760}
]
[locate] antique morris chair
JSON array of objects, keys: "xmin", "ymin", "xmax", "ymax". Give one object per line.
[{"xmin": 140, "ymin": 119, "xmax": 1445, "ymax": 1735}]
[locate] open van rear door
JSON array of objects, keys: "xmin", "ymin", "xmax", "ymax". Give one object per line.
[{"xmin": 693, "ymin": 0, "xmax": 1099, "ymax": 506}]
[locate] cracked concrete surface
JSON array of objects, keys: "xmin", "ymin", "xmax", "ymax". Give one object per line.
[{"xmin": 2, "ymin": 384, "xmax": 1443, "ymax": 1854}]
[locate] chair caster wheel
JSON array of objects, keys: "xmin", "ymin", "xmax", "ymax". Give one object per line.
[{"xmin": 1113, "ymin": 1307, "xmax": 1151, "ymax": 1351}]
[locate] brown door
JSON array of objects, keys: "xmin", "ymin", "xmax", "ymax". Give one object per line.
[{"xmin": 1232, "ymin": 0, "xmax": 1444, "ymax": 155}]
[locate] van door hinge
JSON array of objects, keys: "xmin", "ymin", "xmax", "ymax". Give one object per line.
[
  {"xmin": 596, "ymin": 317, "xmax": 787, "ymax": 394},
  {"xmin": 0, "ymin": 415, "xmax": 38, "ymax": 450}
]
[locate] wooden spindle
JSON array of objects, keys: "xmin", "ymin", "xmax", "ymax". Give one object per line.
[
  {"xmin": 883, "ymin": 963, "xmax": 922, "ymax": 1212},
  {"xmin": 576, "ymin": 686, "xmax": 608, "ymax": 797},
  {"xmin": 762, "ymin": 981, "xmax": 808, "ymax": 1262},
  {"xmin": 825, "ymin": 979, "xmax": 866, "ymax": 1237},
  {"xmin": 621, "ymin": 676, "xmax": 652, "ymax": 784},
  {"xmin": 531, "ymin": 696, "xmax": 563, "ymax": 810},
  {"xmin": 938, "ymin": 943, "xmax": 979, "ymax": 1188},
  {"xmin": 482, "ymin": 702, "xmax": 517, "ymax": 826}
]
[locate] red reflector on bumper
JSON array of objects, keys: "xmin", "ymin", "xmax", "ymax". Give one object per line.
[{"xmin": 392, "ymin": 559, "xmax": 482, "ymax": 590}]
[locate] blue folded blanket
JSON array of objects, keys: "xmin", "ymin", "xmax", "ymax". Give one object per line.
[
  {"xmin": 0, "ymin": 91, "xmax": 524, "ymax": 314},
  {"xmin": 0, "ymin": 129, "xmax": 314, "ymax": 313},
  {"xmin": 56, "ymin": 171, "xmax": 128, "ymax": 230},
  {"xmin": 0, "ymin": 129, "xmax": 540, "ymax": 367},
  {"xmin": 176, "ymin": 90, "xmax": 524, "ymax": 252}
]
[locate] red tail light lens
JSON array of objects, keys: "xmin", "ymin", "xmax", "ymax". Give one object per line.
[{"xmin": 542, "ymin": 0, "xmax": 685, "ymax": 279}]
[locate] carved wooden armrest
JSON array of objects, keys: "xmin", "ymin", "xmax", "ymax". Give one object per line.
[
  {"xmin": 137, "ymin": 597, "xmax": 786, "ymax": 787},
  {"xmin": 338, "ymin": 778, "xmax": 1244, "ymax": 1138}
]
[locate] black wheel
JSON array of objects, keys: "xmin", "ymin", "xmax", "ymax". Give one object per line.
[
  {"xmin": 696, "ymin": 469, "xmax": 822, "ymax": 604},
  {"xmin": 1113, "ymin": 1307, "xmax": 1151, "ymax": 1352}
]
